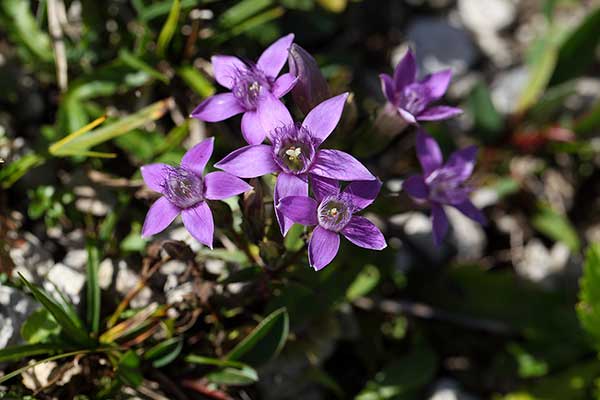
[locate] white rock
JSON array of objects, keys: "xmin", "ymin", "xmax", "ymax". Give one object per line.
[
  {"xmin": 45, "ymin": 263, "xmax": 86, "ymax": 305},
  {"xmin": 98, "ymin": 258, "xmax": 115, "ymax": 290},
  {"xmin": 446, "ymin": 207, "xmax": 487, "ymax": 259},
  {"xmin": 491, "ymin": 67, "xmax": 529, "ymax": 114},
  {"xmin": 160, "ymin": 260, "xmax": 187, "ymax": 276},
  {"xmin": 0, "ymin": 285, "xmax": 38, "ymax": 348},
  {"xmin": 63, "ymin": 248, "xmax": 88, "ymax": 270},
  {"xmin": 515, "ymin": 239, "xmax": 571, "ymax": 288},
  {"xmin": 165, "ymin": 281, "xmax": 194, "ymax": 304},
  {"xmin": 429, "ymin": 378, "xmax": 479, "ymax": 400},
  {"xmin": 9, "ymin": 232, "xmax": 54, "ymax": 283},
  {"xmin": 22, "ymin": 361, "xmax": 57, "ymax": 391}
]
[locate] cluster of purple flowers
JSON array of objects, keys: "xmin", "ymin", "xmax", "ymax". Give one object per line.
[{"xmin": 140, "ymin": 34, "xmax": 486, "ymax": 271}]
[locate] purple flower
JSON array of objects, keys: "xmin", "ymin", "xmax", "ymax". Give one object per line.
[
  {"xmin": 380, "ymin": 49, "xmax": 462, "ymax": 124},
  {"xmin": 277, "ymin": 177, "xmax": 387, "ymax": 271},
  {"xmin": 140, "ymin": 137, "xmax": 251, "ymax": 249},
  {"xmin": 214, "ymin": 93, "xmax": 375, "ymax": 235},
  {"xmin": 287, "ymin": 44, "xmax": 330, "ymax": 115},
  {"xmin": 403, "ymin": 131, "xmax": 487, "ymax": 246},
  {"xmin": 190, "ymin": 34, "xmax": 298, "ymax": 145}
]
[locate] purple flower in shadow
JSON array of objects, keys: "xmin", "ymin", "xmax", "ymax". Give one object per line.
[
  {"xmin": 380, "ymin": 49, "xmax": 462, "ymax": 124},
  {"xmin": 277, "ymin": 177, "xmax": 387, "ymax": 271},
  {"xmin": 140, "ymin": 137, "xmax": 251, "ymax": 249},
  {"xmin": 214, "ymin": 93, "xmax": 376, "ymax": 236},
  {"xmin": 191, "ymin": 34, "xmax": 298, "ymax": 145},
  {"xmin": 403, "ymin": 130, "xmax": 487, "ymax": 246}
]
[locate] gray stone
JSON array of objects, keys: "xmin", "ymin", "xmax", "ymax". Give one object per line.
[
  {"xmin": 403, "ymin": 17, "xmax": 478, "ymax": 76},
  {"xmin": 0, "ymin": 285, "xmax": 38, "ymax": 348},
  {"xmin": 446, "ymin": 207, "xmax": 487, "ymax": 260},
  {"xmin": 44, "ymin": 262, "xmax": 86, "ymax": 305},
  {"xmin": 491, "ymin": 67, "xmax": 529, "ymax": 114},
  {"xmin": 428, "ymin": 378, "xmax": 479, "ymax": 400}
]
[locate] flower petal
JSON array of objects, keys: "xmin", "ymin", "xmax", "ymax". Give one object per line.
[
  {"xmin": 308, "ymin": 226, "xmax": 340, "ymax": 271},
  {"xmin": 398, "ymin": 108, "xmax": 417, "ymax": 124},
  {"xmin": 272, "ymin": 73, "xmax": 298, "ymax": 98},
  {"xmin": 310, "ymin": 175, "xmax": 339, "ymax": 202},
  {"xmin": 181, "ymin": 201, "xmax": 214, "ymax": 249},
  {"xmin": 310, "ymin": 150, "xmax": 375, "ymax": 181},
  {"xmin": 241, "ymin": 111, "xmax": 266, "ymax": 145},
  {"xmin": 444, "ymin": 145, "xmax": 478, "ymax": 182},
  {"xmin": 215, "ymin": 145, "xmax": 279, "ymax": 178},
  {"xmin": 454, "ymin": 200, "xmax": 487, "ymax": 226},
  {"xmin": 416, "ymin": 130, "xmax": 443, "ymax": 176},
  {"xmin": 257, "ymin": 93, "xmax": 293, "ymax": 139},
  {"xmin": 343, "ymin": 179, "xmax": 382, "ymax": 210},
  {"xmin": 417, "ymin": 106, "xmax": 463, "ymax": 121},
  {"xmin": 302, "ymin": 93, "xmax": 349, "ymax": 145},
  {"xmin": 341, "ymin": 216, "xmax": 387, "ymax": 250},
  {"xmin": 204, "ymin": 171, "xmax": 252, "ymax": 200},
  {"xmin": 393, "ymin": 49, "xmax": 417, "ymax": 90},
  {"xmin": 181, "ymin": 137, "xmax": 214, "ymax": 175},
  {"xmin": 257, "ymin": 33, "xmax": 295, "ymax": 79},
  {"xmin": 403, "ymin": 175, "xmax": 429, "ymax": 200},
  {"xmin": 142, "ymin": 197, "xmax": 180, "ymax": 238},
  {"xmin": 277, "ymin": 195, "xmax": 318, "ymax": 226},
  {"xmin": 380, "ymin": 73, "xmax": 396, "ymax": 104},
  {"xmin": 211, "ymin": 55, "xmax": 248, "ymax": 89},
  {"xmin": 431, "ymin": 203, "xmax": 449, "ymax": 246},
  {"xmin": 191, "ymin": 93, "xmax": 244, "ymax": 122},
  {"xmin": 419, "ymin": 69, "xmax": 452, "ymax": 101},
  {"xmin": 274, "ymin": 173, "xmax": 308, "ymax": 235},
  {"xmin": 141, "ymin": 163, "xmax": 168, "ymax": 193}
]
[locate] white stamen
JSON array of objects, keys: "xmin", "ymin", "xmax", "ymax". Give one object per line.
[{"xmin": 285, "ymin": 146, "xmax": 302, "ymax": 160}]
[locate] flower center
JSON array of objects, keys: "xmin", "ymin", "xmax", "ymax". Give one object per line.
[
  {"xmin": 398, "ymin": 84, "xmax": 428, "ymax": 115},
  {"xmin": 272, "ymin": 124, "xmax": 316, "ymax": 174},
  {"xmin": 162, "ymin": 166, "xmax": 204, "ymax": 209},
  {"xmin": 426, "ymin": 168, "xmax": 470, "ymax": 205},
  {"xmin": 318, "ymin": 195, "xmax": 353, "ymax": 232},
  {"xmin": 232, "ymin": 67, "xmax": 270, "ymax": 110}
]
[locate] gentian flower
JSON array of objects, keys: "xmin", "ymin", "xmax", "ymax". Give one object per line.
[
  {"xmin": 403, "ymin": 131, "xmax": 487, "ymax": 246},
  {"xmin": 140, "ymin": 137, "xmax": 251, "ymax": 249},
  {"xmin": 191, "ymin": 34, "xmax": 298, "ymax": 145},
  {"xmin": 214, "ymin": 93, "xmax": 375, "ymax": 235},
  {"xmin": 380, "ymin": 49, "xmax": 462, "ymax": 124},
  {"xmin": 287, "ymin": 44, "xmax": 330, "ymax": 115},
  {"xmin": 277, "ymin": 177, "xmax": 387, "ymax": 271}
]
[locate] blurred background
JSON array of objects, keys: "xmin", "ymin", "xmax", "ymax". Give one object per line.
[{"xmin": 1, "ymin": 0, "xmax": 600, "ymax": 399}]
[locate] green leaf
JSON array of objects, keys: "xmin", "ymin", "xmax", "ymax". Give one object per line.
[
  {"xmin": 577, "ymin": 244, "xmax": 600, "ymax": 351},
  {"xmin": 516, "ymin": 35, "xmax": 560, "ymax": 114},
  {"xmin": 0, "ymin": 0, "xmax": 53, "ymax": 62},
  {"xmin": 531, "ymin": 205, "xmax": 580, "ymax": 252},
  {"xmin": 468, "ymin": 82, "xmax": 504, "ymax": 143},
  {"xmin": 316, "ymin": 0, "xmax": 347, "ymax": 13},
  {"xmin": 21, "ymin": 308, "xmax": 60, "ymax": 344},
  {"xmin": 225, "ymin": 307, "xmax": 289, "ymax": 365},
  {"xmin": 144, "ymin": 338, "xmax": 183, "ymax": 368},
  {"xmin": 86, "ymin": 241, "xmax": 101, "ymax": 335},
  {"xmin": 218, "ymin": 0, "xmax": 274, "ymax": 29},
  {"xmin": 185, "ymin": 355, "xmax": 253, "ymax": 369},
  {"xmin": 0, "ymin": 343, "xmax": 63, "ymax": 363},
  {"xmin": 119, "ymin": 49, "xmax": 169, "ymax": 84},
  {"xmin": 51, "ymin": 99, "xmax": 171, "ymax": 157},
  {"xmin": 204, "ymin": 366, "xmax": 258, "ymax": 386},
  {"xmin": 177, "ymin": 66, "xmax": 216, "ymax": 98},
  {"xmin": 0, "ymin": 152, "xmax": 45, "ymax": 189},
  {"xmin": 507, "ymin": 343, "xmax": 549, "ymax": 378},
  {"xmin": 346, "ymin": 264, "xmax": 380, "ymax": 301},
  {"xmin": 156, "ymin": 0, "xmax": 180, "ymax": 57},
  {"xmin": 117, "ymin": 350, "xmax": 143, "ymax": 388},
  {"xmin": 19, "ymin": 274, "xmax": 93, "ymax": 347},
  {"xmin": 356, "ymin": 340, "xmax": 437, "ymax": 400},
  {"xmin": 215, "ymin": 7, "xmax": 285, "ymax": 44},
  {"xmin": 550, "ymin": 6, "xmax": 600, "ymax": 86}
]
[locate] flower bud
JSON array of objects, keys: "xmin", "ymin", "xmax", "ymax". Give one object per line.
[{"xmin": 288, "ymin": 44, "xmax": 330, "ymax": 115}]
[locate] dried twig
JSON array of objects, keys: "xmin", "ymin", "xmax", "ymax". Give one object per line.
[{"xmin": 47, "ymin": 0, "xmax": 68, "ymax": 92}]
